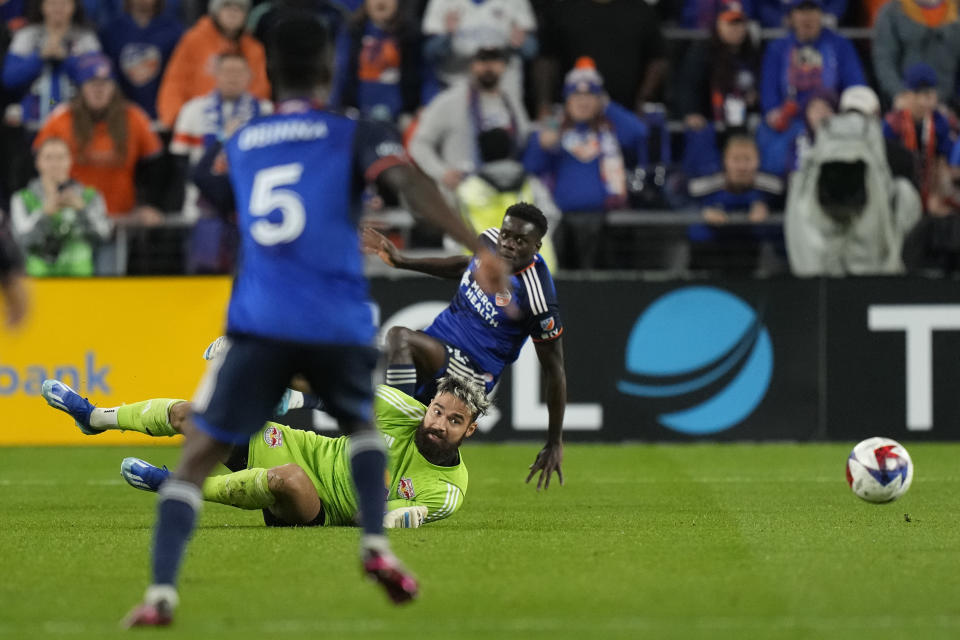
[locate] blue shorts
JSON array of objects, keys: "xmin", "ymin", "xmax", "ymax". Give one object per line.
[
  {"xmin": 193, "ymin": 334, "xmax": 378, "ymax": 445},
  {"xmin": 415, "ymin": 342, "xmax": 496, "ymax": 403}
]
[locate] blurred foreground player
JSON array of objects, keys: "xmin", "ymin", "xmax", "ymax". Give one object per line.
[
  {"xmin": 363, "ymin": 203, "xmax": 567, "ymax": 490},
  {"xmin": 41, "ymin": 375, "xmax": 487, "ymax": 529},
  {"xmin": 123, "ymin": 15, "xmax": 508, "ymax": 627}
]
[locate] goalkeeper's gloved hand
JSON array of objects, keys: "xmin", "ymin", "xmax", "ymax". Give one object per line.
[{"xmin": 383, "ymin": 506, "xmax": 428, "ymax": 529}]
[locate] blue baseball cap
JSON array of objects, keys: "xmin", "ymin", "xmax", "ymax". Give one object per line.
[
  {"xmin": 72, "ymin": 52, "xmax": 114, "ymax": 85},
  {"xmin": 904, "ymin": 63, "xmax": 938, "ymax": 91}
]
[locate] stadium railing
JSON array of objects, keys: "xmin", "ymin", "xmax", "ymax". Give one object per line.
[{"xmin": 97, "ymin": 208, "xmax": 786, "ymax": 277}]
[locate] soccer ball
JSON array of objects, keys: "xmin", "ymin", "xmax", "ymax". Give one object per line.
[{"xmin": 846, "ymin": 437, "xmax": 914, "ymax": 503}]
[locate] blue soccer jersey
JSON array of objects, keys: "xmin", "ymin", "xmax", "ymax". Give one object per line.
[
  {"xmin": 424, "ymin": 228, "xmax": 563, "ymax": 383},
  {"xmin": 224, "ymin": 102, "xmax": 407, "ymax": 345}
]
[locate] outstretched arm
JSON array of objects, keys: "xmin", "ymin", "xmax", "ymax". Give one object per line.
[
  {"xmin": 376, "ymin": 163, "xmax": 507, "ymax": 292},
  {"xmin": 526, "ymin": 338, "xmax": 566, "ymax": 490},
  {"xmin": 377, "ymin": 163, "xmax": 478, "ymax": 250},
  {"xmin": 362, "ymin": 227, "xmax": 471, "ymax": 279}
]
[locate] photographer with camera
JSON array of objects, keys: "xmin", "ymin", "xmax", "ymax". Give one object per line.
[{"xmin": 9, "ymin": 136, "xmax": 108, "ymax": 276}]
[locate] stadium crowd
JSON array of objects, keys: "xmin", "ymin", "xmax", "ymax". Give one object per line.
[{"xmin": 0, "ymin": 0, "xmax": 959, "ymax": 277}]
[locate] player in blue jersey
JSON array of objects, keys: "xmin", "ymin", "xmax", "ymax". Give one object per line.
[
  {"xmin": 123, "ymin": 15, "xmax": 508, "ymax": 628},
  {"xmin": 363, "ymin": 202, "xmax": 566, "ymax": 491}
]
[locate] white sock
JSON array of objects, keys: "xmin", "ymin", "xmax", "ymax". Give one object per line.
[
  {"xmin": 286, "ymin": 390, "xmax": 305, "ymax": 410},
  {"xmin": 144, "ymin": 584, "xmax": 179, "ymax": 609},
  {"xmin": 89, "ymin": 407, "xmax": 119, "ymax": 428},
  {"xmin": 361, "ymin": 533, "xmax": 391, "ymax": 555}
]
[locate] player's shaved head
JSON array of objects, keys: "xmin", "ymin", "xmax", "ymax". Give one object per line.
[{"xmin": 265, "ymin": 14, "xmax": 331, "ymax": 96}]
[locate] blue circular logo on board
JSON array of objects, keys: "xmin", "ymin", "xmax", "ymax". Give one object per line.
[{"xmin": 616, "ymin": 286, "xmax": 773, "ymax": 435}]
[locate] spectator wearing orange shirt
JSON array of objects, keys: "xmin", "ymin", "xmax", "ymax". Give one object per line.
[
  {"xmin": 34, "ymin": 52, "xmax": 165, "ymax": 223},
  {"xmin": 155, "ymin": 0, "xmax": 270, "ymax": 130}
]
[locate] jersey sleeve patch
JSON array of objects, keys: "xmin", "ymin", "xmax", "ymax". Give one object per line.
[
  {"xmin": 524, "ymin": 262, "xmax": 563, "ymax": 340},
  {"xmin": 533, "ymin": 325, "xmax": 564, "ymax": 342}
]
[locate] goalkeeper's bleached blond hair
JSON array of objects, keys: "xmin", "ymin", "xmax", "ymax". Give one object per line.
[{"xmin": 435, "ymin": 374, "xmax": 490, "ymax": 422}]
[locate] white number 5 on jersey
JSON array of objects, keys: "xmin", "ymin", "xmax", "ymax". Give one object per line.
[{"xmin": 249, "ymin": 163, "xmax": 306, "ymax": 246}]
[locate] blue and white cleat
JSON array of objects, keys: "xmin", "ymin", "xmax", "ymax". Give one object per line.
[
  {"xmin": 41, "ymin": 379, "xmax": 100, "ymax": 435},
  {"xmin": 121, "ymin": 457, "xmax": 171, "ymax": 492},
  {"xmin": 202, "ymin": 335, "xmax": 228, "ymax": 361}
]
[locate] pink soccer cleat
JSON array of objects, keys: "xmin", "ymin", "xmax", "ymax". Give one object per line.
[
  {"xmin": 363, "ymin": 548, "xmax": 419, "ymax": 604},
  {"xmin": 122, "ymin": 601, "xmax": 173, "ymax": 628}
]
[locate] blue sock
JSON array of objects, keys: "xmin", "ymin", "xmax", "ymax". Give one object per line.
[
  {"xmin": 151, "ymin": 479, "xmax": 202, "ymax": 587},
  {"xmin": 349, "ymin": 430, "xmax": 387, "ymax": 536},
  {"xmin": 385, "ymin": 364, "xmax": 417, "ymax": 396}
]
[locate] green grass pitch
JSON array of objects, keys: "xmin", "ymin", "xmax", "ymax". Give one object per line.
[{"xmin": 2, "ymin": 442, "xmax": 959, "ymax": 640}]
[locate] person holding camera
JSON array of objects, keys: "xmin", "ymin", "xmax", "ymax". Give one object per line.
[{"xmin": 9, "ymin": 136, "xmax": 108, "ymax": 276}]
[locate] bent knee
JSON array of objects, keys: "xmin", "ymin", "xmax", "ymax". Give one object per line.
[
  {"xmin": 169, "ymin": 401, "xmax": 190, "ymax": 433},
  {"xmin": 384, "ymin": 326, "xmax": 415, "ymax": 351},
  {"xmin": 267, "ymin": 463, "xmax": 312, "ymax": 495}
]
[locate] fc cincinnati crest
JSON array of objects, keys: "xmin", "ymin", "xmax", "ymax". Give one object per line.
[
  {"xmin": 495, "ymin": 291, "xmax": 512, "ymax": 306},
  {"xmin": 397, "ymin": 477, "xmax": 415, "ymax": 500},
  {"xmin": 263, "ymin": 426, "xmax": 283, "ymax": 448}
]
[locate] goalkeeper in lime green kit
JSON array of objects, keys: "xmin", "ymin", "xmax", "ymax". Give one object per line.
[{"xmin": 41, "ymin": 375, "xmax": 487, "ymax": 529}]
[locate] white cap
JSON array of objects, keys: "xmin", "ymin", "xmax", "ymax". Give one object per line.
[
  {"xmin": 839, "ymin": 85, "xmax": 880, "ymax": 117},
  {"xmin": 462, "ymin": 22, "xmax": 510, "ymax": 57}
]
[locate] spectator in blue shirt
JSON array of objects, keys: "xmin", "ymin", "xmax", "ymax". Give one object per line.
[
  {"xmin": 687, "ymin": 134, "xmax": 785, "ymax": 272},
  {"xmin": 330, "ymin": 0, "xmax": 422, "ymax": 125},
  {"xmin": 690, "ymin": 134, "xmax": 783, "ymax": 225},
  {"xmin": 523, "ymin": 57, "xmax": 647, "ymax": 268},
  {"xmin": 760, "ymin": 0, "xmax": 862, "ymax": 132},
  {"xmin": 2, "ymin": 0, "xmax": 101, "ymax": 131},
  {"xmin": 756, "ymin": 0, "xmax": 863, "ymax": 175},
  {"xmin": 756, "ymin": 0, "xmax": 846, "ymax": 27},
  {"xmin": 99, "ymin": 0, "xmax": 183, "ymax": 120},
  {"xmin": 523, "ymin": 57, "xmax": 647, "ymax": 214}
]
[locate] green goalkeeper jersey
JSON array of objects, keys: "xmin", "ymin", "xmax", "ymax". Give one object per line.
[{"xmin": 246, "ymin": 385, "xmax": 468, "ymax": 526}]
